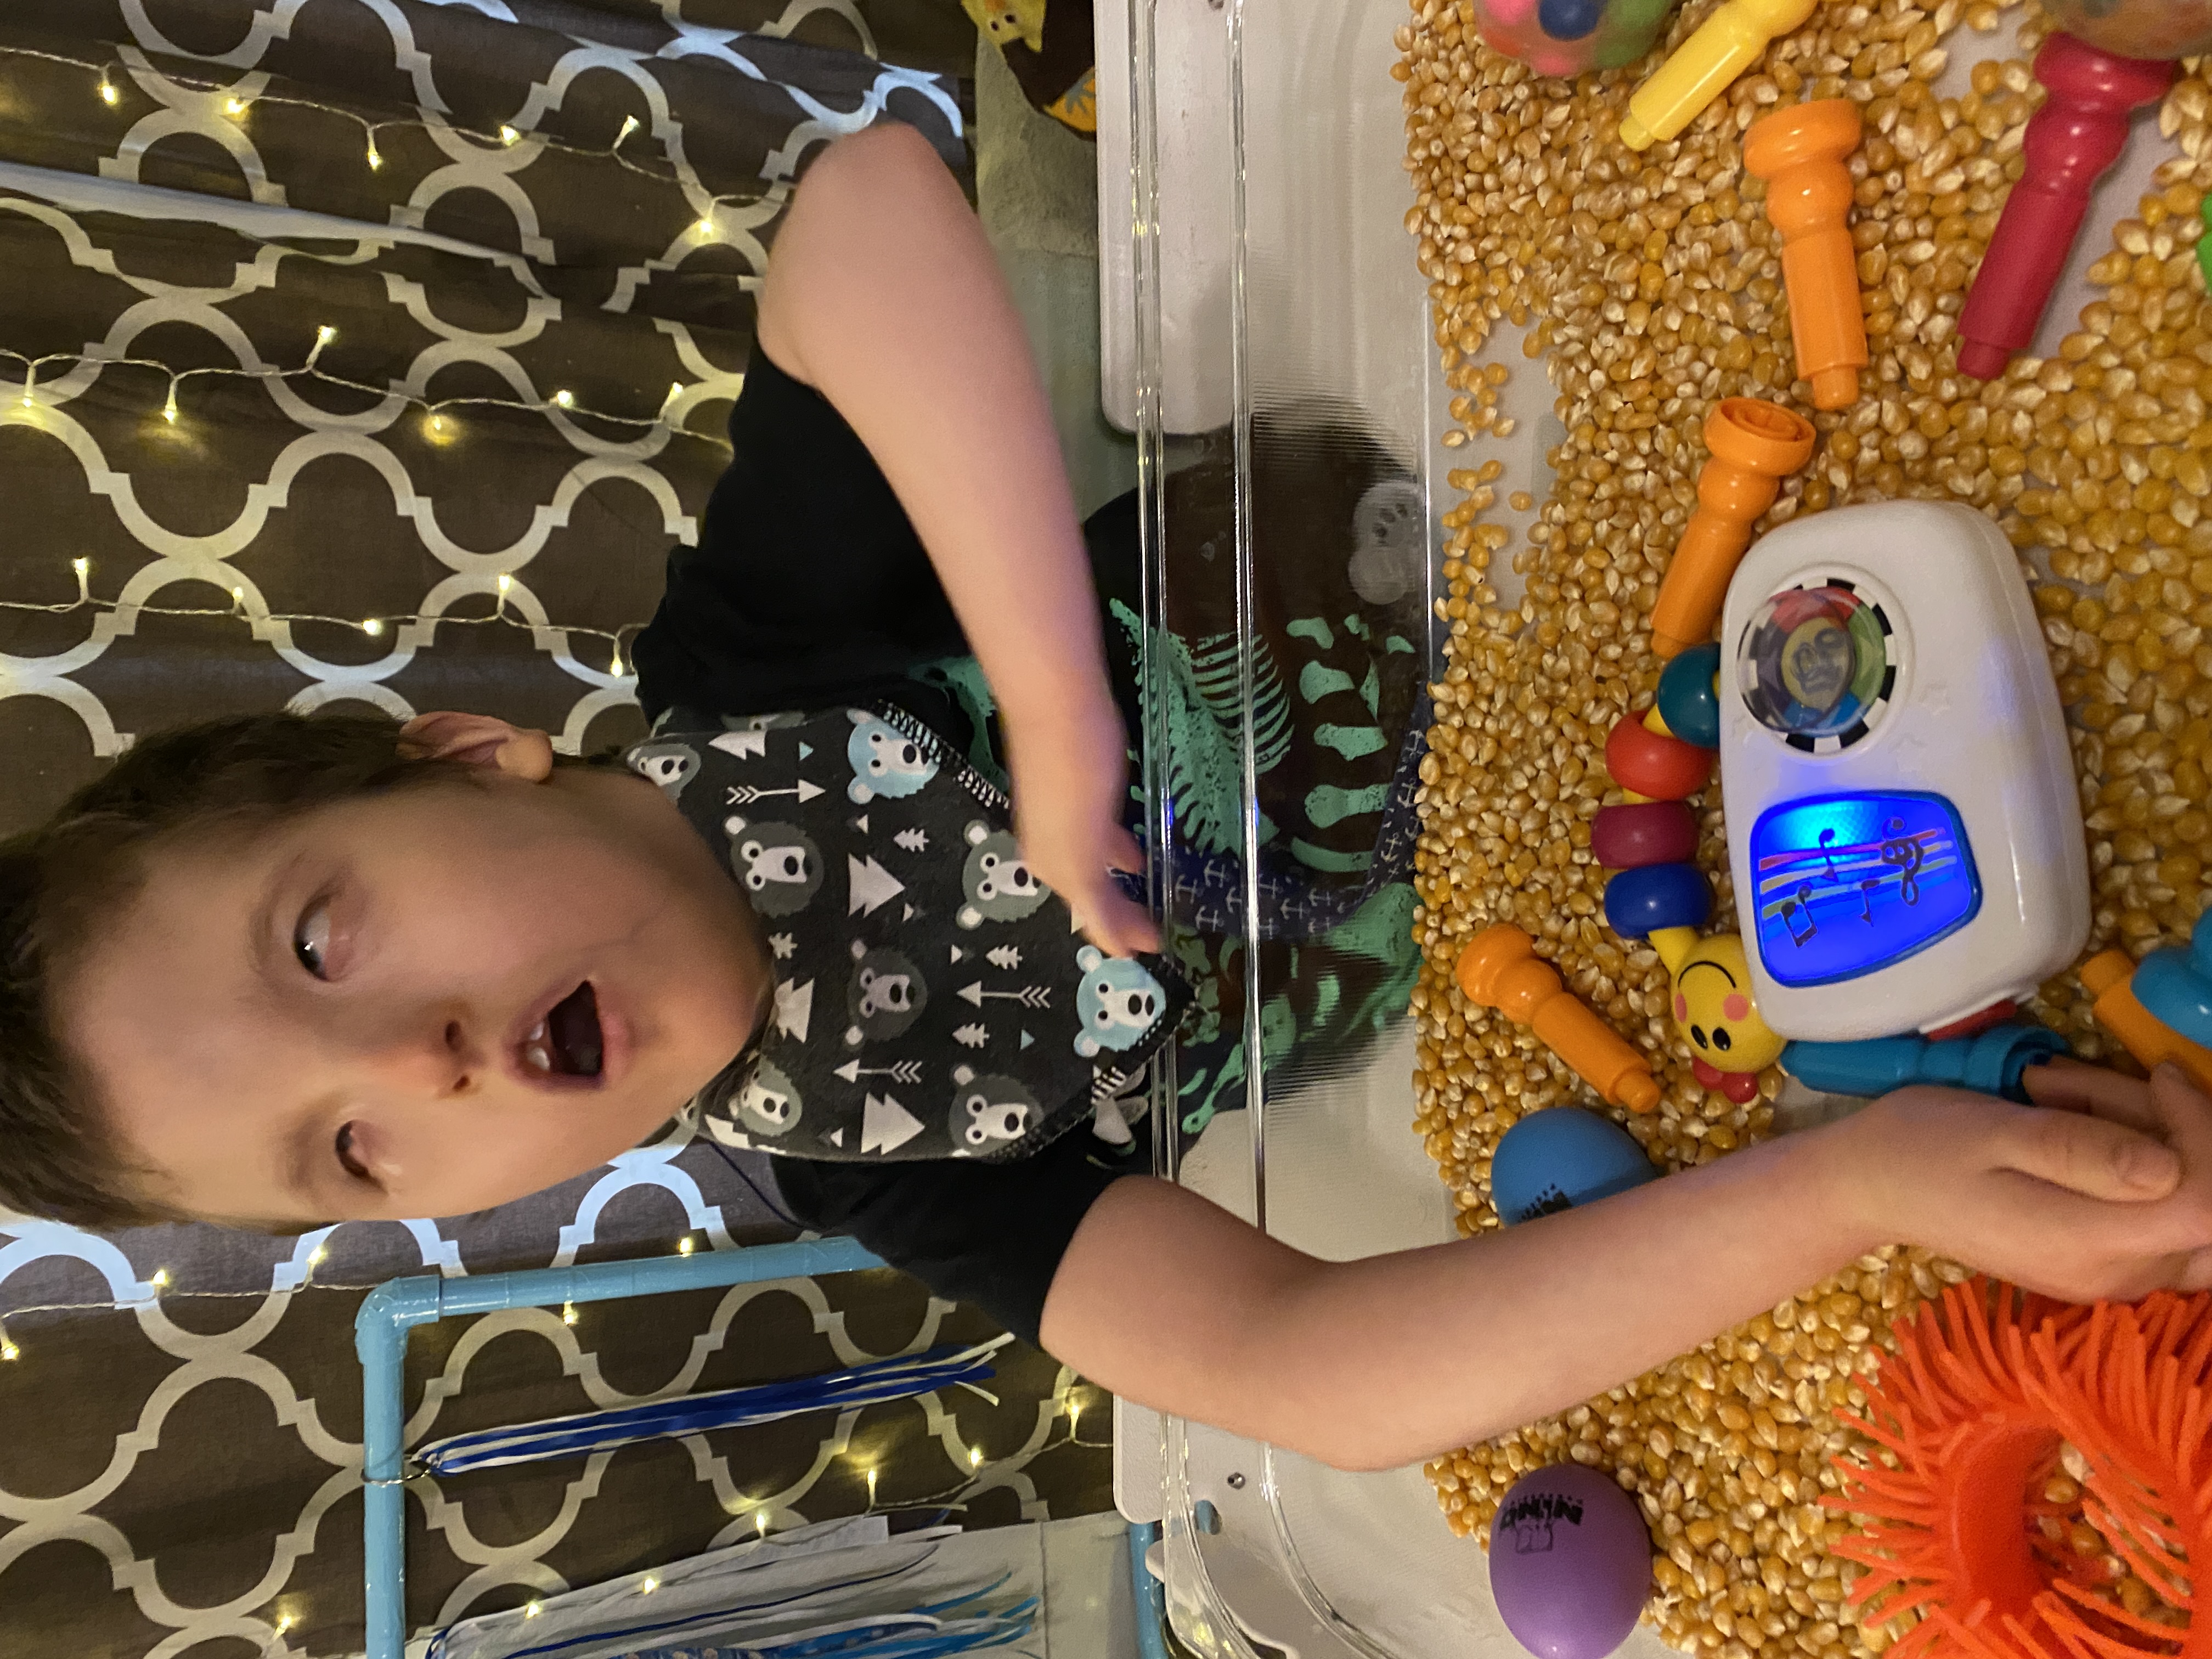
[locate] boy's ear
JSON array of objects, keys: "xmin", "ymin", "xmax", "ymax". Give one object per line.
[{"xmin": 398, "ymin": 712, "xmax": 555, "ymax": 781}]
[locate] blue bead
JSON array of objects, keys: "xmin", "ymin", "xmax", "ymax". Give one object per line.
[
  {"xmin": 1656, "ymin": 643, "xmax": 1723, "ymax": 751},
  {"xmin": 1538, "ymin": 0, "xmax": 1606, "ymax": 39},
  {"xmin": 1492, "ymin": 1107, "xmax": 1657, "ymax": 1226},
  {"xmin": 1604, "ymin": 862, "xmax": 1709, "ymax": 939}
]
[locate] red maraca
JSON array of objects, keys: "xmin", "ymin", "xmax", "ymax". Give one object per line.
[{"xmin": 1956, "ymin": 33, "xmax": 2175, "ymax": 381}]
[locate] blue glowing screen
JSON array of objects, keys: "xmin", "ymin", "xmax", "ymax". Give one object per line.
[{"xmin": 1746, "ymin": 792, "xmax": 1980, "ymax": 987}]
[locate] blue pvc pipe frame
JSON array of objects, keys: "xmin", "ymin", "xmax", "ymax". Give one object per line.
[
  {"xmin": 354, "ymin": 1237, "xmax": 884, "ymax": 1659},
  {"xmin": 1127, "ymin": 1522, "xmax": 1172, "ymax": 1659}
]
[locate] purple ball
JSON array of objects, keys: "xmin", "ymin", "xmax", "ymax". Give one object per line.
[{"xmin": 1488, "ymin": 1464, "xmax": 1653, "ymax": 1659}]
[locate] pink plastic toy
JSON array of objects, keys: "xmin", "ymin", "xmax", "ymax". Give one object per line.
[{"xmin": 1956, "ymin": 33, "xmax": 2176, "ymax": 381}]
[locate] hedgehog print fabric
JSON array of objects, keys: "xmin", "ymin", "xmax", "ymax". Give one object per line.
[{"xmin": 629, "ymin": 706, "xmax": 1189, "ymax": 1164}]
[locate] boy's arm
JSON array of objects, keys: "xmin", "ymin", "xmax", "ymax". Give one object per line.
[
  {"xmin": 757, "ymin": 125, "xmax": 1155, "ymax": 956},
  {"xmin": 1040, "ymin": 1069, "xmax": 2212, "ymax": 1472}
]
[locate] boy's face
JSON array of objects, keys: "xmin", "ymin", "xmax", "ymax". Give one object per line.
[{"xmin": 59, "ymin": 741, "xmax": 769, "ymax": 1229}]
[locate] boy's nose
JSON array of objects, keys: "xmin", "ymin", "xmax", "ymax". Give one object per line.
[{"xmin": 368, "ymin": 1016, "xmax": 481, "ymax": 1099}]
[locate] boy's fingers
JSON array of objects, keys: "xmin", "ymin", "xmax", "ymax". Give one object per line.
[
  {"xmin": 2001, "ymin": 1103, "xmax": 2181, "ymax": 1201},
  {"xmin": 1105, "ymin": 825, "xmax": 1147, "ymax": 876},
  {"xmin": 2022, "ymin": 1062, "xmax": 2163, "ymax": 1131},
  {"xmin": 1079, "ymin": 881, "xmax": 1161, "ymax": 957}
]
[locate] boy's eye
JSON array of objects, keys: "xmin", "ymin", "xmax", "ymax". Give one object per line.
[
  {"xmin": 294, "ymin": 901, "xmax": 332, "ymax": 978},
  {"xmin": 335, "ymin": 1122, "xmax": 369, "ymax": 1181}
]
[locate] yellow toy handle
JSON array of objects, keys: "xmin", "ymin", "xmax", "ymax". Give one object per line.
[{"xmin": 1619, "ymin": 0, "xmax": 1822, "ymax": 151}]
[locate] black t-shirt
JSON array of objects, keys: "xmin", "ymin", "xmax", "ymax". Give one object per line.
[{"xmin": 632, "ymin": 348, "xmax": 1146, "ymax": 1352}]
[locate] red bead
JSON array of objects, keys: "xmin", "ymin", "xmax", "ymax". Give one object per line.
[
  {"xmin": 1592, "ymin": 801, "xmax": 1699, "ymax": 869},
  {"xmin": 1605, "ymin": 713, "xmax": 1715, "ymax": 800}
]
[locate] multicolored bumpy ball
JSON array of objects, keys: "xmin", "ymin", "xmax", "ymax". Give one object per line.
[{"xmin": 1465, "ymin": 0, "xmax": 1678, "ymax": 79}]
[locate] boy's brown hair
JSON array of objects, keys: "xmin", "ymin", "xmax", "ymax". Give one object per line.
[{"xmin": 0, "ymin": 712, "xmax": 480, "ymax": 1230}]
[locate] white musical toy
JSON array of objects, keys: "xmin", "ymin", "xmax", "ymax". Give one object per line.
[{"xmin": 1717, "ymin": 500, "xmax": 2090, "ymax": 1042}]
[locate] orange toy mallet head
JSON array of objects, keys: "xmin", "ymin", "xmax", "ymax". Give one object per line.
[
  {"xmin": 1456, "ymin": 923, "xmax": 1661, "ymax": 1112},
  {"xmin": 1826, "ymin": 1277, "xmax": 2212, "ymax": 1659},
  {"xmin": 1745, "ymin": 99, "xmax": 1869, "ymax": 412},
  {"xmin": 1650, "ymin": 398, "xmax": 1815, "ymax": 661}
]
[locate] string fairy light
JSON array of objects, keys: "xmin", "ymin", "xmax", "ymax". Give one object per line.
[
  {"xmin": 756, "ymin": 1510, "xmax": 769, "ymax": 1538},
  {"xmin": 0, "ymin": 1320, "xmax": 18, "ymax": 1362},
  {"xmin": 866, "ymin": 1466, "xmax": 878, "ymax": 1506},
  {"xmin": 5, "ymin": 337, "xmax": 728, "ymax": 466},
  {"xmin": 26, "ymin": 44, "xmax": 800, "ymax": 225},
  {"xmin": 3, "ymin": 556, "xmax": 648, "ymax": 669},
  {"xmin": 677, "ymin": 1236, "xmax": 695, "ymax": 1257},
  {"xmin": 524, "ymin": 1602, "xmax": 543, "ymax": 1621},
  {"xmin": 562, "ymin": 1301, "xmax": 578, "ymax": 1327},
  {"xmin": 639, "ymin": 1576, "xmax": 659, "ymax": 1595}
]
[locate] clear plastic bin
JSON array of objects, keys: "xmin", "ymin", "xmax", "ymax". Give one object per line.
[{"xmin": 1096, "ymin": 0, "xmax": 2176, "ymax": 1652}]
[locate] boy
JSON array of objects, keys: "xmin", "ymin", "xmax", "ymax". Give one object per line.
[{"xmin": 7, "ymin": 125, "xmax": 2212, "ymax": 1475}]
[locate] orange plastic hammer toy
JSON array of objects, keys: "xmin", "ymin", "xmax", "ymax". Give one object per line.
[
  {"xmin": 1457, "ymin": 923, "xmax": 1661, "ymax": 1112},
  {"xmin": 1745, "ymin": 100, "xmax": 1867, "ymax": 412},
  {"xmin": 1650, "ymin": 397, "xmax": 1815, "ymax": 660}
]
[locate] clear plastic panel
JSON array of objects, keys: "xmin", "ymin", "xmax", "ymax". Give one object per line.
[{"xmin": 1121, "ymin": 0, "xmax": 1644, "ymax": 1651}]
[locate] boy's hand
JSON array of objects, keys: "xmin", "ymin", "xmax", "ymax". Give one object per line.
[
  {"xmin": 1007, "ymin": 703, "xmax": 1161, "ymax": 959},
  {"xmin": 1829, "ymin": 1063, "xmax": 2212, "ymax": 1302}
]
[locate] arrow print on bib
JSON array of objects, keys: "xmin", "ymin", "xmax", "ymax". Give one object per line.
[
  {"xmin": 834, "ymin": 1059, "xmax": 924, "ymax": 1085},
  {"xmin": 726, "ymin": 780, "xmax": 825, "ymax": 806},
  {"xmin": 957, "ymin": 982, "xmax": 1051, "ymax": 1008}
]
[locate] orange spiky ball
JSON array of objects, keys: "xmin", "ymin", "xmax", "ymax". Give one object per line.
[{"xmin": 1826, "ymin": 1278, "xmax": 2212, "ymax": 1659}]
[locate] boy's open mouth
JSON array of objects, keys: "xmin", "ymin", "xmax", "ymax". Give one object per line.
[{"xmin": 521, "ymin": 982, "xmax": 603, "ymax": 1079}]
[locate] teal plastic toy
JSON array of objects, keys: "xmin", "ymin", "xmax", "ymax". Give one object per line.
[
  {"xmin": 2135, "ymin": 910, "xmax": 2212, "ymax": 1050},
  {"xmin": 1780, "ymin": 1026, "xmax": 2068, "ymax": 1104}
]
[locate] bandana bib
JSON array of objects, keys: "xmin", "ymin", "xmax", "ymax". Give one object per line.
[{"xmin": 628, "ymin": 705, "xmax": 1187, "ymax": 1164}]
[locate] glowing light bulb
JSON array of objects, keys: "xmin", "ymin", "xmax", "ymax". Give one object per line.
[
  {"xmin": 99, "ymin": 72, "xmax": 120, "ymax": 106},
  {"xmin": 151, "ymin": 1268, "xmax": 170, "ymax": 1289},
  {"xmin": 362, "ymin": 618, "xmax": 385, "ymax": 637},
  {"xmin": 1069, "ymin": 1401, "xmax": 1082, "ymax": 1440},
  {"xmin": 610, "ymin": 644, "xmax": 625, "ymax": 677},
  {"xmin": 756, "ymin": 1511, "xmax": 769, "ymax": 1537},
  {"xmin": 72, "ymin": 558, "xmax": 89, "ymax": 578},
  {"xmin": 499, "ymin": 125, "xmax": 520, "ymax": 146},
  {"xmin": 316, "ymin": 325, "xmax": 337, "ymax": 348},
  {"xmin": 1, "ymin": 1337, "xmax": 18, "ymax": 1362},
  {"xmin": 696, "ymin": 217, "xmax": 715, "ymax": 237},
  {"xmin": 524, "ymin": 1603, "xmax": 542, "ymax": 1621},
  {"xmin": 969, "ymin": 1447, "xmax": 983, "ymax": 1470},
  {"xmin": 308, "ymin": 1245, "xmax": 328, "ymax": 1267},
  {"xmin": 616, "ymin": 115, "xmax": 639, "ymax": 145},
  {"xmin": 640, "ymin": 1577, "xmax": 659, "ymax": 1595},
  {"xmin": 231, "ymin": 586, "xmax": 245, "ymax": 605},
  {"xmin": 866, "ymin": 1466, "xmax": 878, "ymax": 1505},
  {"xmin": 497, "ymin": 573, "xmax": 514, "ymax": 595},
  {"xmin": 365, "ymin": 137, "xmax": 383, "ymax": 171},
  {"xmin": 562, "ymin": 1302, "xmax": 578, "ymax": 1326},
  {"xmin": 226, "ymin": 97, "xmax": 248, "ymax": 117},
  {"xmin": 678, "ymin": 1237, "xmax": 695, "ymax": 1257},
  {"xmin": 161, "ymin": 383, "xmax": 179, "ymax": 424},
  {"xmin": 275, "ymin": 1615, "xmax": 295, "ymax": 1635},
  {"xmin": 552, "ymin": 389, "xmax": 574, "ymax": 409}
]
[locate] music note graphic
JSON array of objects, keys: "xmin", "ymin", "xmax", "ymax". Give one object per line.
[
  {"xmin": 1817, "ymin": 827, "xmax": 1842, "ymax": 883},
  {"xmin": 1857, "ymin": 877, "xmax": 1878, "ymax": 922},
  {"xmin": 1879, "ymin": 821, "xmax": 1924, "ymax": 906},
  {"xmin": 1779, "ymin": 881, "xmax": 1818, "ymax": 946}
]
